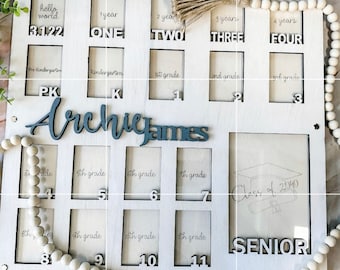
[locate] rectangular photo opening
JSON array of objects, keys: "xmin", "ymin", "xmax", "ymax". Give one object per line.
[
  {"xmin": 122, "ymin": 210, "xmax": 159, "ymax": 266},
  {"xmin": 125, "ymin": 147, "xmax": 161, "ymax": 200},
  {"xmin": 29, "ymin": 0, "xmax": 65, "ymax": 36},
  {"xmin": 88, "ymin": 47, "xmax": 124, "ymax": 98},
  {"xmin": 16, "ymin": 208, "xmax": 54, "ymax": 263},
  {"xmin": 151, "ymin": 0, "xmax": 184, "ymax": 41},
  {"xmin": 149, "ymin": 49, "xmax": 184, "ymax": 100},
  {"xmin": 210, "ymin": 51, "xmax": 244, "ymax": 102},
  {"xmin": 270, "ymin": 11, "xmax": 303, "ymax": 45},
  {"xmin": 20, "ymin": 145, "xmax": 57, "ymax": 199},
  {"xmin": 176, "ymin": 148, "xmax": 212, "ymax": 201},
  {"xmin": 69, "ymin": 209, "xmax": 106, "ymax": 266},
  {"xmin": 269, "ymin": 52, "xmax": 304, "ymax": 103},
  {"xmin": 210, "ymin": 6, "xmax": 244, "ymax": 43},
  {"xmin": 90, "ymin": 0, "xmax": 125, "ymax": 39},
  {"xmin": 229, "ymin": 133, "xmax": 310, "ymax": 254},
  {"xmin": 175, "ymin": 210, "xmax": 211, "ymax": 266},
  {"xmin": 26, "ymin": 45, "xmax": 62, "ymax": 96},
  {"xmin": 72, "ymin": 146, "xmax": 110, "ymax": 200}
]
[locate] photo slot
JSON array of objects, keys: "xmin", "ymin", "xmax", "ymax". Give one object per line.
[
  {"xmin": 16, "ymin": 208, "xmax": 54, "ymax": 263},
  {"xmin": 149, "ymin": 49, "xmax": 184, "ymax": 100},
  {"xmin": 88, "ymin": 47, "xmax": 124, "ymax": 98},
  {"xmin": 125, "ymin": 147, "xmax": 161, "ymax": 200},
  {"xmin": 176, "ymin": 148, "xmax": 212, "ymax": 201},
  {"xmin": 69, "ymin": 209, "xmax": 106, "ymax": 265},
  {"xmin": 20, "ymin": 144, "xmax": 57, "ymax": 199},
  {"xmin": 210, "ymin": 51, "xmax": 244, "ymax": 102},
  {"xmin": 175, "ymin": 211, "xmax": 211, "ymax": 266},
  {"xmin": 122, "ymin": 210, "xmax": 160, "ymax": 266},
  {"xmin": 26, "ymin": 45, "xmax": 62, "ymax": 96},
  {"xmin": 229, "ymin": 133, "xmax": 310, "ymax": 254},
  {"xmin": 72, "ymin": 146, "xmax": 110, "ymax": 200}
]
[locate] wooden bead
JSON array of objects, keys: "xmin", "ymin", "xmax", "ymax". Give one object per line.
[
  {"xmin": 326, "ymin": 75, "xmax": 335, "ymax": 84},
  {"xmin": 306, "ymin": 260, "xmax": 318, "ymax": 270},
  {"xmin": 21, "ymin": 136, "xmax": 33, "ymax": 147},
  {"xmin": 29, "ymin": 185, "xmax": 40, "ymax": 195},
  {"xmin": 328, "ymin": 120, "xmax": 339, "ymax": 130},
  {"xmin": 330, "ymin": 49, "xmax": 340, "ymax": 58},
  {"xmin": 29, "ymin": 175, "xmax": 40, "ymax": 185},
  {"xmin": 331, "ymin": 31, "xmax": 340, "ymax": 40},
  {"xmin": 325, "ymin": 102, "xmax": 334, "ymax": 111},
  {"xmin": 308, "ymin": 0, "xmax": 316, "ymax": 9},
  {"xmin": 28, "ymin": 196, "xmax": 41, "ymax": 207},
  {"xmin": 325, "ymin": 235, "xmax": 337, "ymax": 247},
  {"xmin": 69, "ymin": 258, "xmax": 81, "ymax": 270},
  {"xmin": 31, "ymin": 216, "xmax": 41, "ymax": 226},
  {"xmin": 270, "ymin": 0, "xmax": 280, "ymax": 11},
  {"xmin": 29, "ymin": 165, "xmax": 40, "ymax": 176},
  {"xmin": 79, "ymin": 262, "xmax": 91, "ymax": 270},
  {"xmin": 28, "ymin": 207, "xmax": 39, "ymax": 216},
  {"xmin": 326, "ymin": 111, "xmax": 336, "ymax": 121},
  {"xmin": 330, "ymin": 228, "xmax": 340, "ymax": 239},
  {"xmin": 299, "ymin": 0, "xmax": 308, "ymax": 10},
  {"xmin": 1, "ymin": 139, "xmax": 12, "ymax": 150},
  {"xmin": 325, "ymin": 83, "xmax": 334, "ymax": 93},
  {"xmin": 26, "ymin": 146, "xmax": 38, "ymax": 156},
  {"xmin": 10, "ymin": 135, "xmax": 21, "ymax": 146},
  {"xmin": 331, "ymin": 40, "xmax": 340, "ymax": 49},
  {"xmin": 318, "ymin": 243, "xmax": 330, "ymax": 254},
  {"xmin": 327, "ymin": 66, "xmax": 337, "ymax": 75},
  {"xmin": 328, "ymin": 12, "xmax": 339, "ymax": 23},
  {"xmin": 317, "ymin": 0, "xmax": 327, "ymax": 9},
  {"xmin": 51, "ymin": 249, "xmax": 63, "ymax": 262},
  {"xmin": 32, "ymin": 226, "xmax": 44, "ymax": 237},
  {"xmin": 261, "ymin": 0, "xmax": 271, "ymax": 9},
  {"xmin": 280, "ymin": 1, "xmax": 289, "ymax": 11},
  {"xmin": 325, "ymin": 93, "xmax": 334, "ymax": 102},
  {"xmin": 43, "ymin": 243, "xmax": 55, "ymax": 254},
  {"xmin": 333, "ymin": 128, "xmax": 340, "ymax": 138},
  {"xmin": 60, "ymin": 254, "xmax": 72, "ymax": 265},
  {"xmin": 251, "ymin": 0, "xmax": 261, "ymax": 8},
  {"xmin": 289, "ymin": 1, "xmax": 298, "ymax": 11},
  {"xmin": 28, "ymin": 156, "xmax": 39, "ymax": 166},
  {"xmin": 331, "ymin": 22, "xmax": 340, "ymax": 32},
  {"xmin": 37, "ymin": 236, "xmax": 48, "ymax": 246},
  {"xmin": 323, "ymin": 4, "xmax": 334, "ymax": 15},
  {"xmin": 313, "ymin": 252, "xmax": 325, "ymax": 263},
  {"xmin": 329, "ymin": 57, "xmax": 339, "ymax": 67},
  {"xmin": 337, "ymin": 224, "xmax": 340, "ymax": 230}
]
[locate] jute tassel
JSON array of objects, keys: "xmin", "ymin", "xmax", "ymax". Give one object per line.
[{"xmin": 172, "ymin": 0, "xmax": 250, "ymax": 26}]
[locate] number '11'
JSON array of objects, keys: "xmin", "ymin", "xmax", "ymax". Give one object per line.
[{"xmin": 191, "ymin": 255, "xmax": 208, "ymax": 266}]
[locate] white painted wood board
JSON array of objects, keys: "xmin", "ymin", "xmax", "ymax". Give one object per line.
[{"xmin": 0, "ymin": 0, "xmax": 327, "ymax": 269}]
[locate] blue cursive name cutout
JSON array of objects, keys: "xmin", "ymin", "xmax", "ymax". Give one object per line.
[{"xmin": 25, "ymin": 98, "xmax": 209, "ymax": 146}]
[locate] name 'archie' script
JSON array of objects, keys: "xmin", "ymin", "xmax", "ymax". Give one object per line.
[{"xmin": 25, "ymin": 98, "xmax": 209, "ymax": 146}]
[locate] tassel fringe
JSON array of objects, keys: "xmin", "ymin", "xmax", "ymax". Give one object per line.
[{"xmin": 172, "ymin": 0, "xmax": 250, "ymax": 25}]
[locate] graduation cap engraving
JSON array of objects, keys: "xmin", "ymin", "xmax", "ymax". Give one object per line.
[{"xmin": 232, "ymin": 163, "xmax": 303, "ymax": 214}]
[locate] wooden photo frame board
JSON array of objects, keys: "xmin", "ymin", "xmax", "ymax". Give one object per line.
[{"xmin": 0, "ymin": 1, "xmax": 327, "ymax": 269}]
